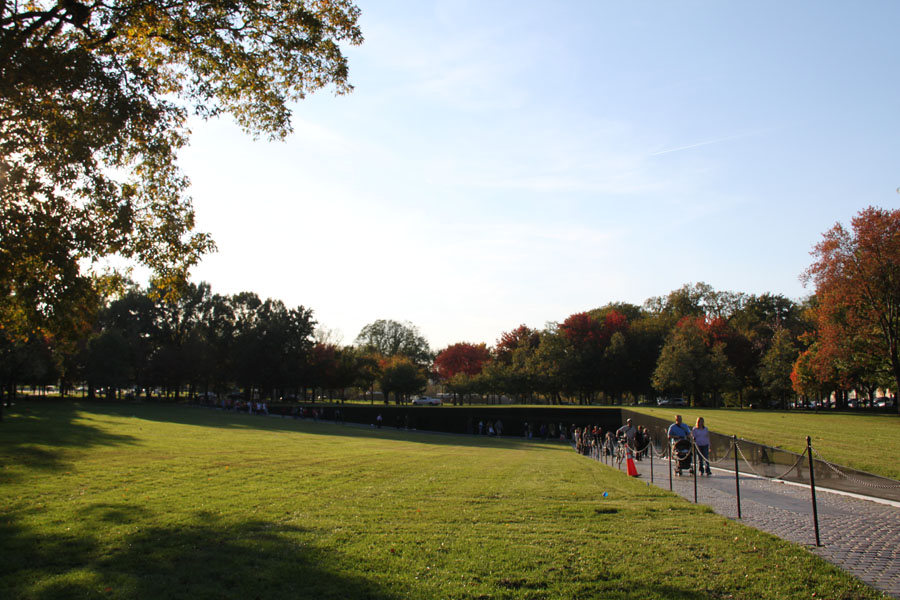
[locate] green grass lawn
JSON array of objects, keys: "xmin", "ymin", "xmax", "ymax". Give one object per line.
[
  {"xmin": 0, "ymin": 403, "xmax": 886, "ymax": 599},
  {"xmin": 628, "ymin": 406, "xmax": 900, "ymax": 480}
]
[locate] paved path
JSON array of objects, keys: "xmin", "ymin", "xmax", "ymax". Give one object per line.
[{"xmin": 621, "ymin": 457, "xmax": 900, "ymax": 598}]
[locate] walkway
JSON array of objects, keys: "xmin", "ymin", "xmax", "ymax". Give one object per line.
[{"xmin": 626, "ymin": 458, "xmax": 900, "ymax": 599}]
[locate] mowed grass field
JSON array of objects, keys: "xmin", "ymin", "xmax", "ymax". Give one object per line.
[
  {"xmin": 629, "ymin": 407, "xmax": 900, "ymax": 480},
  {"xmin": 0, "ymin": 403, "xmax": 886, "ymax": 599}
]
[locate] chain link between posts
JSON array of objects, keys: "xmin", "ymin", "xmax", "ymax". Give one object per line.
[
  {"xmin": 810, "ymin": 446, "xmax": 900, "ymax": 490},
  {"xmin": 734, "ymin": 440, "xmax": 809, "ymax": 481},
  {"xmin": 579, "ymin": 430, "xmax": 900, "ymax": 493}
]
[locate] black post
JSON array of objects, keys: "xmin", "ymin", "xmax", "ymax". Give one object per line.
[
  {"xmin": 733, "ymin": 435, "xmax": 742, "ymax": 519},
  {"xmin": 692, "ymin": 441, "xmax": 698, "ymax": 503},
  {"xmin": 650, "ymin": 441, "xmax": 654, "ymax": 484},
  {"xmin": 807, "ymin": 436, "xmax": 821, "ymax": 547},
  {"xmin": 668, "ymin": 440, "xmax": 673, "ymax": 491}
]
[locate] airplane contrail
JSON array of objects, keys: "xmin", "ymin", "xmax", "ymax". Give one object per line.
[{"xmin": 650, "ymin": 133, "xmax": 751, "ymax": 157}]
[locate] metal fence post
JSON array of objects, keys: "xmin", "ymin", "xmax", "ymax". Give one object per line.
[
  {"xmin": 733, "ymin": 435, "xmax": 741, "ymax": 519},
  {"xmin": 692, "ymin": 441, "xmax": 698, "ymax": 503},
  {"xmin": 668, "ymin": 441, "xmax": 673, "ymax": 491},
  {"xmin": 807, "ymin": 436, "xmax": 821, "ymax": 547}
]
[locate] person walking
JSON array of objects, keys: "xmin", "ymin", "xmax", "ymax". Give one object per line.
[
  {"xmin": 692, "ymin": 416, "xmax": 712, "ymax": 476},
  {"xmin": 667, "ymin": 414, "xmax": 693, "ymax": 476},
  {"xmin": 616, "ymin": 418, "xmax": 638, "ymax": 454}
]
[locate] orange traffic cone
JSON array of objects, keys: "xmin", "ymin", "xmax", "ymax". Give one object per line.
[{"xmin": 626, "ymin": 446, "xmax": 639, "ymax": 477}]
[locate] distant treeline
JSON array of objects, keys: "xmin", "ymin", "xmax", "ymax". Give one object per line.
[{"xmin": 0, "ymin": 278, "xmax": 881, "ymax": 409}]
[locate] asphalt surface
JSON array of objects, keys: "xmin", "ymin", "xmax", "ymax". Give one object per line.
[{"xmin": 614, "ymin": 455, "xmax": 900, "ymax": 599}]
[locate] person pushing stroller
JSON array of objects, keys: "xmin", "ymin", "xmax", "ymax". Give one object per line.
[{"xmin": 667, "ymin": 414, "xmax": 693, "ymax": 476}]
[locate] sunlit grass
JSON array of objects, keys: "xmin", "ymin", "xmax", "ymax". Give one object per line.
[
  {"xmin": 0, "ymin": 403, "xmax": 884, "ymax": 599},
  {"xmin": 628, "ymin": 406, "xmax": 900, "ymax": 480}
]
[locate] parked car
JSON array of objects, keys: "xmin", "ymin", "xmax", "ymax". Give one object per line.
[
  {"xmin": 412, "ymin": 396, "xmax": 442, "ymax": 406},
  {"xmin": 875, "ymin": 397, "xmax": 895, "ymax": 408}
]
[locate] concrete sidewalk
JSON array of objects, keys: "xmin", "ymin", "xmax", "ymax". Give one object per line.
[{"xmin": 627, "ymin": 459, "xmax": 900, "ymax": 599}]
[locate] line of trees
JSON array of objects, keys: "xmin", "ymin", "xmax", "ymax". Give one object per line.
[
  {"xmin": 434, "ymin": 287, "xmax": 811, "ymax": 408},
  {"xmin": 434, "ymin": 207, "xmax": 900, "ymax": 413},
  {"xmin": 2, "ymin": 207, "xmax": 899, "ymax": 413},
  {"xmin": 0, "ymin": 280, "xmax": 868, "ymax": 410}
]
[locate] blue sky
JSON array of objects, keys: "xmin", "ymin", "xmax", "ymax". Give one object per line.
[{"xmin": 178, "ymin": 0, "xmax": 900, "ymax": 350}]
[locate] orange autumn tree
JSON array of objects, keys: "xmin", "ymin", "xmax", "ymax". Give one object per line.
[{"xmin": 803, "ymin": 206, "xmax": 900, "ymax": 414}]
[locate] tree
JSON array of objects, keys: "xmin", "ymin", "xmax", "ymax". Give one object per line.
[
  {"xmin": 149, "ymin": 281, "xmax": 213, "ymax": 399},
  {"xmin": 791, "ymin": 344, "xmax": 834, "ymax": 402},
  {"xmin": 378, "ymin": 355, "xmax": 426, "ymax": 404},
  {"xmin": 232, "ymin": 298, "xmax": 315, "ymax": 401},
  {"xmin": 495, "ymin": 325, "xmax": 540, "ymax": 365},
  {"xmin": 434, "ymin": 343, "xmax": 491, "ymax": 380},
  {"xmin": 82, "ymin": 329, "xmax": 132, "ymax": 399},
  {"xmin": 804, "ymin": 207, "xmax": 900, "ymax": 414},
  {"xmin": 557, "ymin": 310, "xmax": 629, "ymax": 403},
  {"xmin": 652, "ymin": 317, "xmax": 735, "ymax": 406},
  {"xmin": 97, "ymin": 287, "xmax": 159, "ymax": 398},
  {"xmin": 1, "ymin": 0, "xmax": 363, "ymax": 340},
  {"xmin": 759, "ymin": 328, "xmax": 799, "ymax": 408},
  {"xmin": 355, "ymin": 320, "xmax": 432, "ymax": 367}
]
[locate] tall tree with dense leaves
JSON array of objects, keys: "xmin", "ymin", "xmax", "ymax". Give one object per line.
[
  {"xmin": 759, "ymin": 328, "xmax": 799, "ymax": 408},
  {"xmin": 804, "ymin": 206, "xmax": 900, "ymax": 415},
  {"xmin": 494, "ymin": 325, "xmax": 540, "ymax": 365},
  {"xmin": 558, "ymin": 310, "xmax": 629, "ymax": 403},
  {"xmin": 378, "ymin": 355, "xmax": 427, "ymax": 404},
  {"xmin": 434, "ymin": 342, "xmax": 491, "ymax": 381},
  {"xmin": 1, "ymin": 0, "xmax": 362, "ymax": 341},
  {"xmin": 653, "ymin": 317, "xmax": 736, "ymax": 406},
  {"xmin": 355, "ymin": 319, "xmax": 432, "ymax": 367}
]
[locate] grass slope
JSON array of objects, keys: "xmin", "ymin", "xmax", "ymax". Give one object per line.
[{"xmin": 0, "ymin": 403, "xmax": 885, "ymax": 599}]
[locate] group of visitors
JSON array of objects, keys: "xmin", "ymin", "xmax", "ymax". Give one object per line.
[
  {"xmin": 476, "ymin": 419, "xmax": 504, "ymax": 436},
  {"xmin": 614, "ymin": 418, "xmax": 651, "ymax": 460},
  {"xmin": 572, "ymin": 414, "xmax": 713, "ymax": 476},
  {"xmin": 217, "ymin": 397, "xmax": 268, "ymax": 415},
  {"xmin": 572, "ymin": 422, "xmax": 651, "ymax": 458},
  {"xmin": 520, "ymin": 421, "xmax": 571, "ymax": 440}
]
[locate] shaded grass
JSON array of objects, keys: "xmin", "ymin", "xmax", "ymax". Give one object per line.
[{"xmin": 0, "ymin": 403, "xmax": 886, "ymax": 599}]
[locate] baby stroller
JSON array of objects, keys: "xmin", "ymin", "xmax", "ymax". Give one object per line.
[{"xmin": 672, "ymin": 438, "xmax": 693, "ymax": 476}]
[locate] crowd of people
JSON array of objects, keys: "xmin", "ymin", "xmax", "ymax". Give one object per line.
[
  {"xmin": 573, "ymin": 414, "xmax": 714, "ymax": 476},
  {"xmin": 572, "ymin": 421, "xmax": 652, "ymax": 459}
]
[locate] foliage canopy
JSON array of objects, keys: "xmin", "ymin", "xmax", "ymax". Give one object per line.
[
  {"xmin": 803, "ymin": 206, "xmax": 900, "ymax": 414},
  {"xmin": 1, "ymin": 0, "xmax": 363, "ymax": 336}
]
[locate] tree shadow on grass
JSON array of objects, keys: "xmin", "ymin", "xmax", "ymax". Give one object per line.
[
  {"xmin": 0, "ymin": 403, "xmax": 137, "ymax": 478},
  {"xmin": 83, "ymin": 401, "xmax": 568, "ymax": 453},
  {"xmin": 0, "ymin": 505, "xmax": 806, "ymax": 600},
  {"xmin": 0, "ymin": 504, "xmax": 399, "ymax": 600}
]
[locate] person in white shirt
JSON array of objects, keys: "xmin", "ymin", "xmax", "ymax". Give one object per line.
[
  {"xmin": 616, "ymin": 418, "xmax": 637, "ymax": 451},
  {"xmin": 692, "ymin": 416, "xmax": 712, "ymax": 476}
]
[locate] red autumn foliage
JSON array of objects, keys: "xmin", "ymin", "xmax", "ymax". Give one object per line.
[
  {"xmin": 434, "ymin": 342, "xmax": 491, "ymax": 380},
  {"xmin": 560, "ymin": 312, "xmax": 603, "ymax": 347},
  {"xmin": 804, "ymin": 206, "xmax": 900, "ymax": 409},
  {"xmin": 560, "ymin": 310, "xmax": 629, "ymax": 350},
  {"xmin": 602, "ymin": 310, "xmax": 629, "ymax": 335},
  {"xmin": 495, "ymin": 325, "xmax": 540, "ymax": 364}
]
